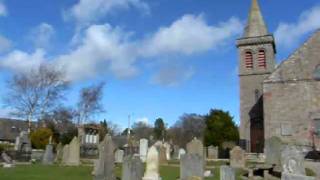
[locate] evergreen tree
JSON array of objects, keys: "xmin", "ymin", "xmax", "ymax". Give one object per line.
[
  {"xmin": 154, "ymin": 118, "xmax": 166, "ymax": 140},
  {"xmin": 204, "ymin": 109, "xmax": 239, "ymax": 147}
]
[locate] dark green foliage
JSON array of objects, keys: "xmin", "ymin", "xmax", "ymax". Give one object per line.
[
  {"xmin": 204, "ymin": 109, "xmax": 239, "ymax": 147},
  {"xmin": 60, "ymin": 126, "xmax": 78, "ymax": 145},
  {"xmin": 30, "ymin": 128, "xmax": 53, "ymax": 149},
  {"xmin": 154, "ymin": 118, "xmax": 166, "ymax": 140}
]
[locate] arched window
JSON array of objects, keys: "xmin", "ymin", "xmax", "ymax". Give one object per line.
[
  {"xmin": 258, "ymin": 50, "xmax": 267, "ymax": 68},
  {"xmin": 314, "ymin": 65, "xmax": 320, "ymax": 80},
  {"xmin": 245, "ymin": 51, "xmax": 253, "ymax": 69}
]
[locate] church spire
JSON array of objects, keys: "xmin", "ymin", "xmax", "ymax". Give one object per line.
[{"xmin": 244, "ymin": 0, "xmax": 268, "ymax": 37}]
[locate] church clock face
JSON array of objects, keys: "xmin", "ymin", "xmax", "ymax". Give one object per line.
[{"xmin": 314, "ymin": 65, "xmax": 320, "ymax": 80}]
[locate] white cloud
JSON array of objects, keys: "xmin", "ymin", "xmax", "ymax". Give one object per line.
[
  {"xmin": 275, "ymin": 5, "xmax": 320, "ymax": 48},
  {"xmin": 0, "ymin": 108, "xmax": 12, "ymax": 117},
  {"xmin": 152, "ymin": 64, "xmax": 195, "ymax": 87},
  {"xmin": 142, "ymin": 15, "xmax": 243, "ymax": 56},
  {"xmin": 1, "ymin": 14, "xmax": 243, "ymax": 84},
  {"xmin": 0, "ymin": 49, "xmax": 46, "ymax": 73},
  {"xmin": 0, "ymin": 2, "xmax": 7, "ymax": 17},
  {"xmin": 29, "ymin": 23, "xmax": 55, "ymax": 48},
  {"xmin": 65, "ymin": 0, "xmax": 149, "ymax": 26},
  {"xmin": 0, "ymin": 35, "xmax": 11, "ymax": 52}
]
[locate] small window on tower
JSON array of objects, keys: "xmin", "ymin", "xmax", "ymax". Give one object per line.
[
  {"xmin": 258, "ymin": 50, "xmax": 267, "ymax": 69},
  {"xmin": 245, "ymin": 51, "xmax": 253, "ymax": 69}
]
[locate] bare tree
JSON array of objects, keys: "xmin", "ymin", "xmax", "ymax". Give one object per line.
[
  {"xmin": 77, "ymin": 82, "xmax": 105, "ymax": 124},
  {"xmin": 3, "ymin": 64, "xmax": 69, "ymax": 131},
  {"xmin": 131, "ymin": 121, "xmax": 153, "ymax": 139}
]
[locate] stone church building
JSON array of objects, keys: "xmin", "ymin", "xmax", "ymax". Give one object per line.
[{"xmin": 238, "ymin": 0, "xmax": 320, "ymax": 152}]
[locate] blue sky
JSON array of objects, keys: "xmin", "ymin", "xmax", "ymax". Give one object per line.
[{"xmin": 0, "ymin": 0, "xmax": 319, "ymax": 129}]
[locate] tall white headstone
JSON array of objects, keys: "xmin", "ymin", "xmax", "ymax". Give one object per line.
[
  {"xmin": 143, "ymin": 146, "xmax": 160, "ymax": 180},
  {"xmin": 140, "ymin": 139, "xmax": 148, "ymax": 162}
]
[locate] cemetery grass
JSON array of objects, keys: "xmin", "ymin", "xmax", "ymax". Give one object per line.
[{"xmin": 0, "ymin": 164, "xmax": 243, "ymax": 180}]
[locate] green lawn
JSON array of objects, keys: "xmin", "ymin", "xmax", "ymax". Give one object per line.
[{"xmin": 0, "ymin": 164, "xmax": 240, "ymax": 180}]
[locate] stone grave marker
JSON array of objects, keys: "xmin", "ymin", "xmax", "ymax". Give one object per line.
[
  {"xmin": 180, "ymin": 154, "xmax": 204, "ymax": 180},
  {"xmin": 55, "ymin": 143, "xmax": 63, "ymax": 163},
  {"xmin": 230, "ymin": 146, "xmax": 245, "ymax": 168},
  {"xmin": 122, "ymin": 156, "xmax": 144, "ymax": 180},
  {"xmin": 281, "ymin": 145, "xmax": 306, "ymax": 175},
  {"xmin": 143, "ymin": 146, "xmax": 160, "ymax": 180},
  {"xmin": 139, "ymin": 139, "xmax": 148, "ymax": 162},
  {"xmin": 64, "ymin": 137, "xmax": 80, "ymax": 166},
  {"xmin": 42, "ymin": 141, "xmax": 54, "ymax": 165},
  {"xmin": 159, "ymin": 145, "xmax": 167, "ymax": 164},
  {"xmin": 187, "ymin": 138, "xmax": 204, "ymax": 157},
  {"xmin": 265, "ymin": 136, "xmax": 283, "ymax": 166},
  {"xmin": 178, "ymin": 148, "xmax": 186, "ymax": 159},
  {"xmin": 281, "ymin": 173, "xmax": 316, "ymax": 180},
  {"xmin": 220, "ymin": 166, "xmax": 235, "ymax": 180},
  {"xmin": 93, "ymin": 135, "xmax": 115, "ymax": 180},
  {"xmin": 115, "ymin": 149, "xmax": 124, "ymax": 163},
  {"xmin": 61, "ymin": 145, "xmax": 69, "ymax": 164},
  {"xmin": 207, "ymin": 146, "xmax": 218, "ymax": 159}
]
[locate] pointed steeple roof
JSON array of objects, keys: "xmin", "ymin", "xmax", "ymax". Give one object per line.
[{"xmin": 244, "ymin": 0, "xmax": 268, "ymax": 37}]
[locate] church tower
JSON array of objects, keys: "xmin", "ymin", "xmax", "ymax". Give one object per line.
[{"xmin": 237, "ymin": 0, "xmax": 276, "ymax": 152}]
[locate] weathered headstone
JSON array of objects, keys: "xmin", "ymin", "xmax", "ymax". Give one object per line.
[
  {"xmin": 163, "ymin": 142, "xmax": 171, "ymax": 160},
  {"xmin": 207, "ymin": 146, "xmax": 218, "ymax": 159},
  {"xmin": 173, "ymin": 145, "xmax": 179, "ymax": 159},
  {"xmin": 180, "ymin": 154, "xmax": 204, "ymax": 180},
  {"xmin": 220, "ymin": 166, "xmax": 235, "ymax": 180},
  {"xmin": 64, "ymin": 137, "xmax": 80, "ymax": 166},
  {"xmin": 178, "ymin": 148, "xmax": 186, "ymax": 159},
  {"xmin": 230, "ymin": 146, "xmax": 245, "ymax": 168},
  {"xmin": 115, "ymin": 149, "xmax": 124, "ymax": 163},
  {"xmin": 14, "ymin": 131, "xmax": 31, "ymax": 152},
  {"xmin": 122, "ymin": 156, "xmax": 144, "ymax": 180},
  {"xmin": 159, "ymin": 145, "xmax": 167, "ymax": 164},
  {"xmin": 42, "ymin": 143, "xmax": 54, "ymax": 165},
  {"xmin": 265, "ymin": 136, "xmax": 283, "ymax": 166},
  {"xmin": 143, "ymin": 146, "xmax": 160, "ymax": 180},
  {"xmin": 281, "ymin": 145, "xmax": 306, "ymax": 175},
  {"xmin": 187, "ymin": 138, "xmax": 204, "ymax": 157},
  {"xmin": 1, "ymin": 152, "xmax": 12, "ymax": 164},
  {"xmin": 281, "ymin": 173, "xmax": 316, "ymax": 180},
  {"xmin": 93, "ymin": 135, "xmax": 115, "ymax": 180},
  {"xmin": 55, "ymin": 143, "xmax": 63, "ymax": 163},
  {"xmin": 61, "ymin": 145, "xmax": 69, "ymax": 164},
  {"xmin": 139, "ymin": 139, "xmax": 148, "ymax": 162}
]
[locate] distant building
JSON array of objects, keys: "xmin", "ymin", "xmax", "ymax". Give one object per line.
[
  {"xmin": 0, "ymin": 118, "xmax": 29, "ymax": 144},
  {"xmin": 238, "ymin": 0, "xmax": 320, "ymax": 152}
]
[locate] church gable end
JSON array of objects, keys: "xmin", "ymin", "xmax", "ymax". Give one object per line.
[{"xmin": 265, "ymin": 30, "xmax": 320, "ymax": 83}]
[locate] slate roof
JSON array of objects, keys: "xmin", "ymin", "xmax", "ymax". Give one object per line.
[{"xmin": 0, "ymin": 118, "xmax": 29, "ymax": 142}]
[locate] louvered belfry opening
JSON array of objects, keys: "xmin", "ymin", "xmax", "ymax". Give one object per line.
[
  {"xmin": 245, "ymin": 51, "xmax": 253, "ymax": 69},
  {"xmin": 258, "ymin": 50, "xmax": 267, "ymax": 68}
]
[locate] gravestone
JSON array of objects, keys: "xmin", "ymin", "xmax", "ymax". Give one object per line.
[
  {"xmin": 265, "ymin": 136, "xmax": 283, "ymax": 166},
  {"xmin": 281, "ymin": 173, "xmax": 316, "ymax": 180},
  {"xmin": 122, "ymin": 156, "xmax": 144, "ymax": 180},
  {"xmin": 139, "ymin": 139, "xmax": 148, "ymax": 162},
  {"xmin": 64, "ymin": 137, "xmax": 80, "ymax": 166},
  {"xmin": 1, "ymin": 152, "xmax": 12, "ymax": 164},
  {"xmin": 115, "ymin": 149, "xmax": 124, "ymax": 163},
  {"xmin": 220, "ymin": 166, "xmax": 235, "ymax": 180},
  {"xmin": 61, "ymin": 145, "xmax": 69, "ymax": 164},
  {"xmin": 180, "ymin": 154, "xmax": 204, "ymax": 180},
  {"xmin": 178, "ymin": 148, "xmax": 186, "ymax": 159},
  {"xmin": 207, "ymin": 146, "xmax": 218, "ymax": 159},
  {"xmin": 55, "ymin": 143, "xmax": 63, "ymax": 163},
  {"xmin": 143, "ymin": 146, "xmax": 160, "ymax": 180},
  {"xmin": 230, "ymin": 146, "xmax": 245, "ymax": 168},
  {"xmin": 93, "ymin": 135, "xmax": 115, "ymax": 180},
  {"xmin": 187, "ymin": 138, "xmax": 204, "ymax": 157},
  {"xmin": 159, "ymin": 145, "xmax": 167, "ymax": 164},
  {"xmin": 42, "ymin": 143, "xmax": 54, "ymax": 165},
  {"xmin": 281, "ymin": 145, "xmax": 306, "ymax": 175},
  {"xmin": 163, "ymin": 142, "xmax": 171, "ymax": 160},
  {"xmin": 14, "ymin": 131, "xmax": 32, "ymax": 152},
  {"xmin": 173, "ymin": 145, "xmax": 179, "ymax": 159}
]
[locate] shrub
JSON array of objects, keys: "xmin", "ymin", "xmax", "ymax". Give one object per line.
[{"xmin": 30, "ymin": 128, "xmax": 53, "ymax": 149}]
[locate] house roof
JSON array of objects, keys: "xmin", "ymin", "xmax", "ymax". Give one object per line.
[{"xmin": 0, "ymin": 118, "xmax": 29, "ymax": 142}]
